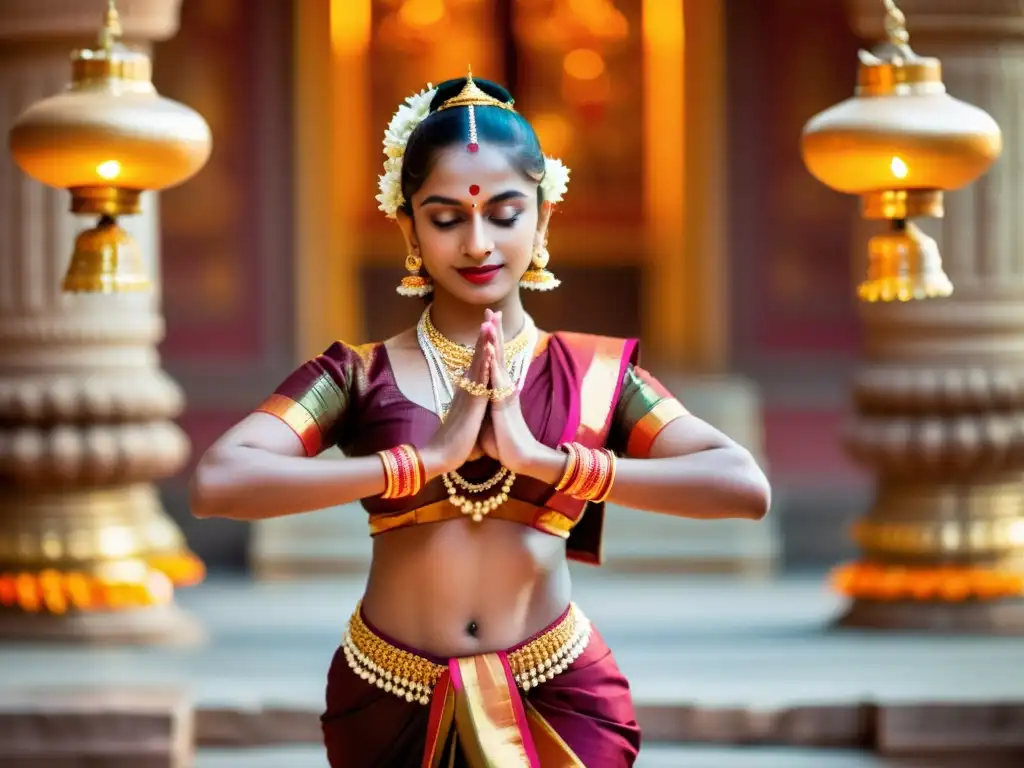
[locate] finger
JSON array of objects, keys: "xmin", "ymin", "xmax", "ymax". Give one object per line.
[
  {"xmin": 466, "ymin": 322, "xmax": 492, "ymax": 380},
  {"xmin": 484, "ymin": 310, "xmax": 505, "ymax": 373}
]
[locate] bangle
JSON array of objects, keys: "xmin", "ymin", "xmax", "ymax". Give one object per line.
[
  {"xmin": 593, "ymin": 450, "xmax": 617, "ymax": 503},
  {"xmin": 555, "ymin": 443, "xmax": 617, "ymax": 502},
  {"xmin": 555, "ymin": 443, "xmax": 580, "ymax": 492},
  {"xmin": 378, "ymin": 444, "xmax": 425, "ymax": 499}
]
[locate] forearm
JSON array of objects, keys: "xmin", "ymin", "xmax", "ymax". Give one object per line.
[
  {"xmin": 524, "ymin": 444, "xmax": 771, "ymax": 520},
  {"xmin": 190, "ymin": 446, "xmax": 388, "ymax": 521}
]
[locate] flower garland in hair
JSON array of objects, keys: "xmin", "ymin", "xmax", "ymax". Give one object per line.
[{"xmin": 375, "ymin": 83, "xmax": 570, "ymax": 220}]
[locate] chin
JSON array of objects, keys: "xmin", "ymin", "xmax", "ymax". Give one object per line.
[{"xmin": 443, "ymin": 276, "xmax": 519, "ymax": 305}]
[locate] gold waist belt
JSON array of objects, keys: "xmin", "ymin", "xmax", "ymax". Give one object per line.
[{"xmin": 342, "ymin": 602, "xmax": 591, "ymax": 706}]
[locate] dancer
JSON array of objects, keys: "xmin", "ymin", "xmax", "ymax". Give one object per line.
[{"xmin": 191, "ymin": 73, "xmax": 771, "ymax": 767}]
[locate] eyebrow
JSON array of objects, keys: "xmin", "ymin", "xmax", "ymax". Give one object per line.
[{"xmin": 420, "ymin": 190, "xmax": 527, "ymax": 208}]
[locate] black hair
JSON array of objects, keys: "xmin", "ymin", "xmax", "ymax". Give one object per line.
[{"xmin": 399, "ymin": 77, "xmax": 546, "ymax": 216}]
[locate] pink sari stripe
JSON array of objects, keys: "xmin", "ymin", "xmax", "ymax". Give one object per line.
[{"xmin": 499, "ymin": 651, "xmax": 542, "ymax": 767}]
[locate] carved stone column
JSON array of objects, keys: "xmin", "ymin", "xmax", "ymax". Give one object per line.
[
  {"xmin": 0, "ymin": 0, "xmax": 202, "ymax": 642},
  {"xmin": 837, "ymin": 0, "xmax": 1024, "ymax": 632}
]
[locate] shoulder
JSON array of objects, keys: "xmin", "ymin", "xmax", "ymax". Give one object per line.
[
  {"xmin": 318, "ymin": 339, "xmax": 385, "ymax": 370},
  {"xmin": 547, "ymin": 331, "xmax": 640, "ymax": 366}
]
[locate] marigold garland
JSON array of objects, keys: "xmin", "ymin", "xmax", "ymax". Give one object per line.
[
  {"xmin": 0, "ymin": 552, "xmax": 204, "ymax": 614},
  {"xmin": 831, "ymin": 561, "xmax": 1024, "ymax": 602}
]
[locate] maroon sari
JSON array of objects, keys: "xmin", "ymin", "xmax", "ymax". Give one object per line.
[{"xmin": 255, "ymin": 331, "xmax": 688, "ymax": 766}]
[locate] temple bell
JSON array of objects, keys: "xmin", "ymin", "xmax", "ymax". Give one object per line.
[
  {"xmin": 7, "ymin": 0, "xmax": 212, "ymax": 293},
  {"xmin": 801, "ymin": 0, "xmax": 1002, "ymax": 303}
]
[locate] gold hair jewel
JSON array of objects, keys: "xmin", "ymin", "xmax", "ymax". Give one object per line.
[{"xmin": 437, "ymin": 69, "xmax": 516, "ymax": 113}]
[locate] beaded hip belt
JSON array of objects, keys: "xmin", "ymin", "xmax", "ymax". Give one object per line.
[{"xmin": 342, "ymin": 602, "xmax": 592, "ymax": 706}]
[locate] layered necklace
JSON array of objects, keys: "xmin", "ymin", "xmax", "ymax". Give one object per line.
[{"xmin": 416, "ymin": 307, "xmax": 538, "ymax": 522}]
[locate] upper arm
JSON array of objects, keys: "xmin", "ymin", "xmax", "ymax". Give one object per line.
[
  {"xmin": 223, "ymin": 341, "xmax": 357, "ymax": 458},
  {"xmin": 607, "ymin": 365, "xmax": 734, "ymax": 459},
  {"xmin": 209, "ymin": 412, "xmax": 310, "ymax": 459}
]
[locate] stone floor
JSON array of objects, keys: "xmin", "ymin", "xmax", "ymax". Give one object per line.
[
  {"xmin": 2, "ymin": 570, "xmax": 1024, "ymax": 762},
  {"xmin": 197, "ymin": 744, "xmax": 1015, "ymax": 767}
]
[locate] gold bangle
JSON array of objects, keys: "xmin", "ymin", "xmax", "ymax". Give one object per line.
[
  {"xmin": 554, "ymin": 443, "xmax": 579, "ymax": 492},
  {"xmin": 559, "ymin": 444, "xmax": 615, "ymax": 502},
  {"xmin": 564, "ymin": 445, "xmax": 597, "ymax": 499},
  {"xmin": 593, "ymin": 449, "xmax": 617, "ymax": 503},
  {"xmin": 455, "ymin": 375, "xmax": 490, "ymax": 398},
  {"xmin": 489, "ymin": 383, "xmax": 516, "ymax": 403}
]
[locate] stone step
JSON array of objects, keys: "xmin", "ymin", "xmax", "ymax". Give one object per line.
[
  {"xmin": 196, "ymin": 745, "xmax": 1024, "ymax": 768},
  {"xmin": 0, "ymin": 688, "xmax": 191, "ymax": 768}
]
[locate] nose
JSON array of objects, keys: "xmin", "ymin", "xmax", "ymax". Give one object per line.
[{"xmin": 462, "ymin": 213, "xmax": 494, "ymax": 261}]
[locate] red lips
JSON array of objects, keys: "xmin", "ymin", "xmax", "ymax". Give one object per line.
[{"xmin": 456, "ymin": 265, "xmax": 503, "ymax": 285}]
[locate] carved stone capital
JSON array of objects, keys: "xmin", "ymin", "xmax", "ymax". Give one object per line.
[
  {"xmin": 847, "ymin": 0, "xmax": 1024, "ymax": 42},
  {"xmin": 0, "ymin": 0, "xmax": 183, "ymax": 44}
]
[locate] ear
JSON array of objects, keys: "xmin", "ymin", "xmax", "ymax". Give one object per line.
[
  {"xmin": 535, "ymin": 200, "xmax": 554, "ymax": 246},
  {"xmin": 396, "ymin": 209, "xmax": 418, "ymax": 254}
]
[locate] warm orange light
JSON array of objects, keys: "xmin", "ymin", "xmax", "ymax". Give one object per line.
[
  {"xmin": 530, "ymin": 113, "xmax": 573, "ymax": 159},
  {"xmin": 890, "ymin": 156, "xmax": 908, "ymax": 180},
  {"xmin": 96, "ymin": 159, "xmax": 121, "ymax": 180},
  {"xmin": 399, "ymin": 0, "xmax": 446, "ymax": 28},
  {"xmin": 831, "ymin": 562, "xmax": 1024, "ymax": 602},
  {"xmin": 330, "ymin": 0, "xmax": 371, "ymax": 54},
  {"xmin": 563, "ymin": 49, "xmax": 605, "ymax": 81}
]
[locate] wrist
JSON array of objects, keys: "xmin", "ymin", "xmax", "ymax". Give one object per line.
[
  {"xmin": 419, "ymin": 446, "xmax": 451, "ymax": 480},
  {"xmin": 519, "ymin": 443, "xmax": 568, "ymax": 485}
]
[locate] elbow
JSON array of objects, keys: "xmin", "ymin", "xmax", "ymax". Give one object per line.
[
  {"xmin": 736, "ymin": 448, "xmax": 771, "ymax": 521},
  {"xmin": 710, "ymin": 445, "xmax": 770, "ymax": 521},
  {"xmin": 189, "ymin": 450, "xmax": 234, "ymax": 520}
]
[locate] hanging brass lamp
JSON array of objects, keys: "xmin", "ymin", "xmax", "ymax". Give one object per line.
[
  {"xmin": 7, "ymin": 0, "xmax": 212, "ymax": 293},
  {"xmin": 801, "ymin": 0, "xmax": 1002, "ymax": 302}
]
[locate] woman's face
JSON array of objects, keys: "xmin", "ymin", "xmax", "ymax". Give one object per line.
[{"xmin": 404, "ymin": 143, "xmax": 544, "ymax": 306}]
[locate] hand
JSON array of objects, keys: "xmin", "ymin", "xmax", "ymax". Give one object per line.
[
  {"xmin": 480, "ymin": 310, "xmax": 565, "ymax": 484},
  {"xmin": 420, "ymin": 319, "xmax": 496, "ymax": 478}
]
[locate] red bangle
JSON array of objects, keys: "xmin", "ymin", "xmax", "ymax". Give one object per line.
[{"xmin": 378, "ymin": 444, "xmax": 425, "ymax": 499}]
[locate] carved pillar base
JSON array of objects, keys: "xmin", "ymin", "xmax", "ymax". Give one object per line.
[
  {"xmin": 835, "ymin": 0, "xmax": 1024, "ymax": 634},
  {"xmin": 0, "ymin": 0, "xmax": 203, "ymax": 643}
]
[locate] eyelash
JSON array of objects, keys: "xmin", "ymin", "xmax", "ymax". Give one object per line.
[{"xmin": 432, "ymin": 213, "xmax": 522, "ymax": 230}]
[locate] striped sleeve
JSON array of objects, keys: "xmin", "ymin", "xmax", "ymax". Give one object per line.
[
  {"xmin": 606, "ymin": 365, "xmax": 689, "ymax": 457},
  {"xmin": 253, "ymin": 341, "xmax": 358, "ymax": 456}
]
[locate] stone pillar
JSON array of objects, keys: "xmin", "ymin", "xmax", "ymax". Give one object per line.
[
  {"xmin": 0, "ymin": 0, "xmax": 202, "ymax": 642},
  {"xmin": 837, "ymin": 0, "xmax": 1024, "ymax": 632}
]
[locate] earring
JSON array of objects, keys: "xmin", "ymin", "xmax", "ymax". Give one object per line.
[
  {"xmin": 520, "ymin": 242, "xmax": 560, "ymax": 291},
  {"xmin": 397, "ymin": 249, "xmax": 433, "ymax": 297}
]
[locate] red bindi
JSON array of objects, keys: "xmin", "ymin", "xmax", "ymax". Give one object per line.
[{"xmin": 469, "ymin": 184, "xmax": 480, "ymax": 196}]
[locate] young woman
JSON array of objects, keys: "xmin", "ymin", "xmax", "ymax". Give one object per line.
[{"xmin": 191, "ymin": 74, "xmax": 770, "ymax": 768}]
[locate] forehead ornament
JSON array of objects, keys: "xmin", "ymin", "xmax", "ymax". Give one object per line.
[{"xmin": 374, "ymin": 68, "xmax": 571, "ymax": 221}]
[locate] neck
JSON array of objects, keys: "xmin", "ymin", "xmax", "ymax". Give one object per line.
[{"xmin": 428, "ymin": 289, "xmax": 527, "ymax": 346}]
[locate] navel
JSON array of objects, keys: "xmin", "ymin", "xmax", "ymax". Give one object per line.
[{"xmin": 465, "ymin": 620, "xmax": 479, "ymax": 637}]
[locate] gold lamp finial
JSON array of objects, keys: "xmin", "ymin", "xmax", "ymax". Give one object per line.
[
  {"xmin": 800, "ymin": 0, "xmax": 1002, "ymax": 303},
  {"xmin": 98, "ymin": 0, "xmax": 123, "ymax": 52},
  {"xmin": 8, "ymin": 0, "xmax": 212, "ymax": 294},
  {"xmin": 882, "ymin": 0, "xmax": 909, "ymax": 47}
]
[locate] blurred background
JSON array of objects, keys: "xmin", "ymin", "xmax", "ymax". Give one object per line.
[{"xmin": 5, "ymin": 1, "xmax": 1024, "ymax": 766}]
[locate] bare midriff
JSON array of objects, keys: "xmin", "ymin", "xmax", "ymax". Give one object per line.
[{"xmin": 361, "ymin": 516, "xmax": 572, "ymax": 658}]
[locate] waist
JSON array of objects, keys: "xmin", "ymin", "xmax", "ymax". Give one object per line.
[
  {"xmin": 343, "ymin": 601, "xmax": 592, "ymax": 706},
  {"xmin": 369, "ymin": 497, "xmax": 577, "ymax": 538}
]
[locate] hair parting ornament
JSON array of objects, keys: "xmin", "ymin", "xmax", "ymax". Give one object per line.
[{"xmin": 377, "ymin": 71, "xmax": 570, "ymax": 297}]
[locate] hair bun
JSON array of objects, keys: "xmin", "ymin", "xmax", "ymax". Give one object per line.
[{"xmin": 429, "ymin": 76, "xmax": 513, "ymax": 113}]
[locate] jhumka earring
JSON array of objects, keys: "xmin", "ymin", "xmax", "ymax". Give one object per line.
[
  {"xmin": 520, "ymin": 242, "xmax": 560, "ymax": 291},
  {"xmin": 397, "ymin": 248, "xmax": 432, "ymax": 297}
]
